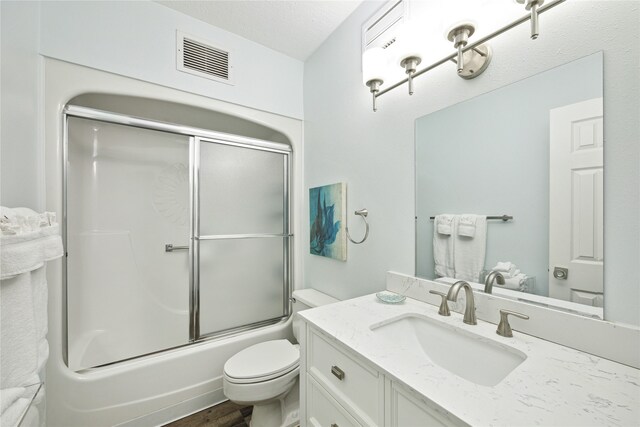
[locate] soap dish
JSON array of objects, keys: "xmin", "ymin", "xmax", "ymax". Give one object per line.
[{"xmin": 376, "ymin": 291, "xmax": 406, "ymax": 304}]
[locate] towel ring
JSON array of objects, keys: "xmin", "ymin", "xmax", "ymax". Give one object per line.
[{"xmin": 346, "ymin": 209, "xmax": 369, "ymax": 244}]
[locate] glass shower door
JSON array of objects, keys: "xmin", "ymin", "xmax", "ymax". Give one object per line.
[
  {"xmin": 66, "ymin": 117, "xmax": 191, "ymax": 370},
  {"xmin": 196, "ymin": 138, "xmax": 290, "ymax": 338},
  {"xmin": 65, "ymin": 107, "xmax": 292, "ymax": 369}
]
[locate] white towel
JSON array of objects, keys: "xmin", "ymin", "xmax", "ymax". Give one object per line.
[
  {"xmin": 493, "ymin": 261, "xmax": 516, "ymax": 274},
  {"xmin": 492, "ymin": 262, "xmax": 518, "ymax": 278},
  {"xmin": 501, "ymin": 268, "xmax": 520, "ymax": 279},
  {"xmin": 433, "ymin": 214, "xmax": 455, "ymax": 278},
  {"xmin": 0, "ymin": 397, "xmax": 30, "ymax": 427},
  {"xmin": 0, "ymin": 206, "xmax": 62, "ymax": 280},
  {"xmin": 457, "ymin": 214, "xmax": 477, "ymax": 237},
  {"xmin": 1, "ymin": 206, "xmax": 63, "ymax": 391},
  {"xmin": 0, "ymin": 272, "xmax": 38, "ymax": 389},
  {"xmin": 503, "ymin": 273, "xmax": 528, "ymax": 291},
  {"xmin": 1, "ymin": 388, "xmax": 25, "ymax": 414},
  {"xmin": 454, "ymin": 215, "xmax": 487, "ymax": 282},
  {"xmin": 0, "ymin": 230, "xmax": 63, "ymax": 280},
  {"xmin": 436, "ymin": 214, "xmax": 454, "ymax": 235}
]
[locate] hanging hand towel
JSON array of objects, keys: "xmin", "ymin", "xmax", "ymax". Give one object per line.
[
  {"xmin": 433, "ymin": 214, "xmax": 455, "ymax": 278},
  {"xmin": 436, "ymin": 214, "xmax": 454, "ymax": 235},
  {"xmin": 454, "ymin": 215, "xmax": 487, "ymax": 282},
  {"xmin": 457, "ymin": 215, "xmax": 477, "ymax": 237}
]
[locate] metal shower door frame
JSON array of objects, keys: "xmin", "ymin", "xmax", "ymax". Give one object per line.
[
  {"xmin": 191, "ymin": 136, "xmax": 292, "ymax": 341},
  {"xmin": 62, "ymin": 105, "xmax": 292, "ymax": 368}
]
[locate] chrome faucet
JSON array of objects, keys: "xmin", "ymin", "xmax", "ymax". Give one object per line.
[
  {"xmin": 446, "ymin": 281, "xmax": 477, "ymax": 325},
  {"xmin": 484, "ymin": 271, "xmax": 505, "ymax": 294}
]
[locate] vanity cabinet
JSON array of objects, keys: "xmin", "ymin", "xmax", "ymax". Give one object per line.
[{"xmin": 302, "ymin": 325, "xmax": 461, "ymax": 427}]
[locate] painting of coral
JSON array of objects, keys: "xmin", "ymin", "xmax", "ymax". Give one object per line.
[{"xmin": 309, "ymin": 183, "xmax": 346, "ymax": 261}]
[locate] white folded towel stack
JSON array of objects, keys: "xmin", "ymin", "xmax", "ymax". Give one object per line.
[
  {"xmin": 457, "ymin": 214, "xmax": 477, "ymax": 237},
  {"xmin": 454, "ymin": 215, "xmax": 487, "ymax": 282},
  {"xmin": 1, "ymin": 206, "xmax": 63, "ymax": 426},
  {"xmin": 490, "ymin": 262, "xmax": 529, "ymax": 291},
  {"xmin": 433, "ymin": 214, "xmax": 455, "ymax": 278},
  {"xmin": 493, "ymin": 261, "xmax": 517, "ymax": 276},
  {"xmin": 503, "ymin": 273, "xmax": 528, "ymax": 291}
]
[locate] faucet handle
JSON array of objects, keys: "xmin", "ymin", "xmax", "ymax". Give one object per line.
[
  {"xmin": 496, "ymin": 309, "xmax": 530, "ymax": 337},
  {"xmin": 429, "ymin": 290, "xmax": 451, "ymax": 316}
]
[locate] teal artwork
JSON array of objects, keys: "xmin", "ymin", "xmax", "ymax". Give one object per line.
[{"xmin": 309, "ymin": 183, "xmax": 346, "ymax": 261}]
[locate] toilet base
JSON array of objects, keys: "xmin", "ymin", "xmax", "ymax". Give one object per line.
[{"xmin": 249, "ymin": 378, "xmax": 299, "ymax": 427}]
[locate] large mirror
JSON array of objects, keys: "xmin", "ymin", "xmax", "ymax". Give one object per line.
[{"xmin": 416, "ymin": 52, "xmax": 604, "ymax": 318}]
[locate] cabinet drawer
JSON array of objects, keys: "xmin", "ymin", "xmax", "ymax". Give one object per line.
[
  {"xmin": 387, "ymin": 380, "xmax": 466, "ymax": 427},
  {"xmin": 307, "ymin": 374, "xmax": 362, "ymax": 427},
  {"xmin": 308, "ymin": 329, "xmax": 382, "ymax": 426}
]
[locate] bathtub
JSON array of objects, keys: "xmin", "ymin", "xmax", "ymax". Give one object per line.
[{"xmin": 46, "ymin": 254, "xmax": 293, "ymax": 426}]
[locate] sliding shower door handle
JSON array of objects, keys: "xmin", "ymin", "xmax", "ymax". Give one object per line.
[{"xmin": 165, "ymin": 244, "xmax": 189, "ymax": 252}]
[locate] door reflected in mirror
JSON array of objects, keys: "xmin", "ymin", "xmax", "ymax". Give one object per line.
[{"xmin": 415, "ymin": 52, "xmax": 603, "ymax": 318}]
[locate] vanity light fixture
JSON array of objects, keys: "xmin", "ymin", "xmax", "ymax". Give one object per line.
[
  {"xmin": 447, "ymin": 23, "xmax": 474, "ymax": 74},
  {"xmin": 362, "ymin": 47, "xmax": 387, "ymax": 112},
  {"xmin": 446, "ymin": 23, "xmax": 492, "ymax": 80},
  {"xmin": 366, "ymin": 79, "xmax": 384, "ymax": 112},
  {"xmin": 400, "ymin": 56, "xmax": 421, "ymax": 95},
  {"xmin": 395, "ymin": 26, "xmax": 425, "ymax": 95},
  {"xmin": 516, "ymin": 0, "xmax": 544, "ymax": 39},
  {"xmin": 364, "ymin": 0, "xmax": 565, "ymax": 112}
]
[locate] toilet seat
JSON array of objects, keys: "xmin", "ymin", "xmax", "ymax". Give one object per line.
[{"xmin": 224, "ymin": 339, "xmax": 300, "ymax": 384}]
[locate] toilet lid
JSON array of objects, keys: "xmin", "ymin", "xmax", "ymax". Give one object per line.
[{"xmin": 224, "ymin": 339, "xmax": 299, "ymax": 382}]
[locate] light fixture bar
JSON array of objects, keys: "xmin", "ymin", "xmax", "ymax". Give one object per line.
[{"xmin": 375, "ymin": 0, "xmax": 566, "ymax": 99}]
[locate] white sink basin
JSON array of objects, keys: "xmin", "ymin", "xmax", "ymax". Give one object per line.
[{"xmin": 370, "ymin": 314, "xmax": 527, "ymax": 386}]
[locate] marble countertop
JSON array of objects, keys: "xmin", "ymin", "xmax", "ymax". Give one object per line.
[{"xmin": 299, "ymin": 294, "xmax": 640, "ymax": 427}]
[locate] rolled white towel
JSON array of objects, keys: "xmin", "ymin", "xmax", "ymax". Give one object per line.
[
  {"xmin": 457, "ymin": 214, "xmax": 477, "ymax": 237},
  {"xmin": 503, "ymin": 273, "xmax": 527, "ymax": 290},
  {"xmin": 494, "ymin": 268, "xmax": 520, "ymax": 279},
  {"xmin": 435, "ymin": 214, "xmax": 454, "ymax": 235},
  {"xmin": 493, "ymin": 261, "xmax": 517, "ymax": 276}
]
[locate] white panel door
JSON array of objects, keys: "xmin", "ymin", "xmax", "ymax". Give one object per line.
[{"xmin": 548, "ymin": 98, "xmax": 603, "ymax": 305}]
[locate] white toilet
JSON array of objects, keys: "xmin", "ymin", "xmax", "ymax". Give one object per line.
[{"xmin": 223, "ymin": 289, "xmax": 338, "ymax": 427}]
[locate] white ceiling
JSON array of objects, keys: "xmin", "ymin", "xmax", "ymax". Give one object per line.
[{"xmin": 156, "ymin": 0, "xmax": 365, "ymax": 61}]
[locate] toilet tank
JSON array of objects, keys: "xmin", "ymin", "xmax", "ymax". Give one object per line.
[{"xmin": 291, "ymin": 289, "xmax": 338, "ymax": 341}]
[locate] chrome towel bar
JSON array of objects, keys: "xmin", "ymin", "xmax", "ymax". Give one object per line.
[{"xmin": 428, "ymin": 215, "xmax": 513, "ymax": 222}]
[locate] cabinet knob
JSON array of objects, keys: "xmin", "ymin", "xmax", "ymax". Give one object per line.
[{"xmin": 331, "ymin": 365, "xmax": 345, "ymax": 381}]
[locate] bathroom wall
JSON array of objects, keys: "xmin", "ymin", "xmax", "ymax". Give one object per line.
[
  {"xmin": 1, "ymin": 0, "xmax": 304, "ymax": 211},
  {"xmin": 0, "ymin": 1, "xmax": 42, "ymax": 210},
  {"xmin": 39, "ymin": 1, "xmax": 303, "ymax": 119},
  {"xmin": 304, "ymin": 1, "xmax": 640, "ymax": 326}
]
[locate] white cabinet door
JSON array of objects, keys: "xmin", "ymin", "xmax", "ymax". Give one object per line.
[{"xmin": 549, "ymin": 98, "xmax": 604, "ymax": 305}]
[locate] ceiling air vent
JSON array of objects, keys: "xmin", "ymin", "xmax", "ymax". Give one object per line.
[
  {"xmin": 362, "ymin": 0, "xmax": 407, "ymax": 52},
  {"xmin": 177, "ymin": 31, "xmax": 234, "ymax": 85}
]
